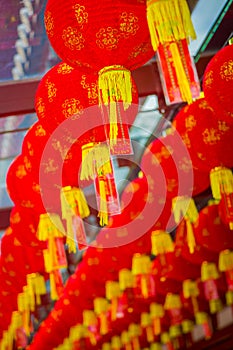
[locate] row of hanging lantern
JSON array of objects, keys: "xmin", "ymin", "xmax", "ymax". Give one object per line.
[{"xmin": 4, "ymin": 192, "xmax": 233, "ymax": 350}]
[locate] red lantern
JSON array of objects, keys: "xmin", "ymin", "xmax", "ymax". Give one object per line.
[
  {"xmin": 203, "ymin": 44, "xmax": 233, "ymax": 125},
  {"xmin": 44, "ymin": 0, "xmax": 153, "ymax": 72},
  {"xmin": 44, "ymin": 0, "xmax": 153, "ymax": 146},
  {"xmin": 172, "ymin": 97, "xmax": 233, "ymax": 173}
]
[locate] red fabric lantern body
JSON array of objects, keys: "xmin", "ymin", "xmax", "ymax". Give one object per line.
[
  {"xmin": 44, "ymin": 0, "xmax": 153, "ymax": 72},
  {"xmin": 140, "ymin": 133, "xmax": 196, "ymax": 199},
  {"xmin": 157, "ymin": 39, "xmax": 200, "ymax": 105},
  {"xmin": 203, "ymin": 44, "xmax": 233, "ymax": 125},
  {"xmin": 172, "ymin": 98, "xmax": 233, "ymax": 173},
  {"xmin": 194, "ymin": 203, "xmax": 233, "ymax": 253}
]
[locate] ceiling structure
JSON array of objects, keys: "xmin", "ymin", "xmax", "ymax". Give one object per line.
[{"xmin": 0, "ymin": 0, "xmax": 233, "ymax": 232}]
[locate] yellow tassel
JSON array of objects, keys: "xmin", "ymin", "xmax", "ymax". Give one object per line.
[
  {"xmin": 147, "ymin": 0, "xmax": 196, "ymax": 51},
  {"xmin": 119, "ymin": 269, "xmax": 134, "ymax": 290},
  {"xmin": 37, "ymin": 213, "xmax": 65, "ymax": 241},
  {"xmin": 98, "ymin": 176, "xmax": 109, "ymax": 226},
  {"xmin": 219, "ymin": 250, "xmax": 233, "ymax": 272},
  {"xmin": 201, "ymin": 262, "xmax": 219, "ymax": 282},
  {"xmin": 61, "ymin": 186, "xmax": 90, "ymax": 219},
  {"xmin": 210, "ymin": 167, "xmax": 233, "ymax": 199},
  {"xmin": 172, "ymin": 196, "xmax": 198, "ymax": 223},
  {"xmin": 80, "ymin": 142, "xmax": 112, "ymax": 180},
  {"xmin": 98, "ymin": 65, "xmax": 132, "ymax": 145},
  {"xmin": 185, "ymin": 218, "xmax": 196, "ymax": 254},
  {"xmin": 169, "ymin": 42, "xmax": 193, "ymax": 103},
  {"xmin": 132, "ymin": 254, "xmax": 151, "ymax": 275},
  {"xmin": 50, "ymin": 272, "xmax": 59, "ymax": 301},
  {"xmin": 164, "ymin": 293, "xmax": 182, "ymax": 310},
  {"xmin": 151, "ymin": 230, "xmax": 174, "ymax": 255}
]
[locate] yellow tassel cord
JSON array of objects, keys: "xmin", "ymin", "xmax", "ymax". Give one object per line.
[
  {"xmin": 105, "ymin": 281, "xmax": 121, "ymax": 321},
  {"xmin": 83, "ymin": 310, "xmax": 98, "ymax": 346},
  {"xmin": 128, "ymin": 324, "xmax": 141, "ymax": 350},
  {"xmin": 26, "ymin": 273, "xmax": 46, "ymax": 306},
  {"xmin": 98, "ymin": 65, "xmax": 132, "ymax": 145},
  {"xmin": 111, "ymin": 336, "xmax": 122, "ymax": 350},
  {"xmin": 121, "ymin": 332, "xmax": 132, "ymax": 350},
  {"xmin": 141, "ymin": 313, "xmax": 154, "ymax": 343},
  {"xmin": 0, "ymin": 312, "xmax": 23, "ymax": 350},
  {"xmin": 183, "ymin": 280, "xmax": 199, "ymax": 314},
  {"xmin": 195, "ymin": 312, "xmax": 212, "ymax": 339},
  {"xmin": 150, "ymin": 302, "xmax": 164, "ymax": 336},
  {"xmin": 172, "ymin": 196, "xmax": 198, "ymax": 254},
  {"xmin": 201, "ymin": 262, "xmax": 219, "ymax": 282},
  {"xmin": 169, "ymin": 42, "xmax": 193, "ymax": 103},
  {"xmin": 17, "ymin": 290, "xmax": 31, "ymax": 337},
  {"xmin": 80, "ymin": 142, "xmax": 112, "ymax": 181},
  {"xmin": 219, "ymin": 250, "xmax": 233, "ymax": 272},
  {"xmin": 147, "ymin": 0, "xmax": 196, "ymax": 51},
  {"xmin": 37, "ymin": 213, "xmax": 66, "ymax": 299},
  {"xmin": 132, "ymin": 254, "xmax": 152, "ymax": 298},
  {"xmin": 151, "ymin": 230, "xmax": 174, "ymax": 266},
  {"xmin": 61, "ymin": 186, "xmax": 90, "ymax": 253},
  {"xmin": 119, "ymin": 269, "xmax": 134, "ymax": 291},
  {"xmin": 94, "ymin": 298, "xmax": 109, "ymax": 335},
  {"xmin": 210, "ymin": 167, "xmax": 233, "ymax": 199},
  {"xmin": 164, "ymin": 293, "xmax": 182, "ymax": 311},
  {"xmin": 98, "ymin": 175, "xmax": 109, "ymax": 227}
]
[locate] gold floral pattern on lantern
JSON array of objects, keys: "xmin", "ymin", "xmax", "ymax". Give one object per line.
[
  {"xmin": 178, "ymin": 157, "xmax": 192, "ymax": 173},
  {"xmin": 202, "ymin": 128, "xmax": 221, "ymax": 145},
  {"xmin": 35, "ymin": 124, "xmax": 46, "ymax": 136},
  {"xmin": 46, "ymin": 79, "xmax": 57, "ymax": 102},
  {"xmin": 57, "ymin": 63, "xmax": 74, "ymax": 75},
  {"xmin": 220, "ymin": 59, "xmax": 233, "ymax": 82},
  {"xmin": 96, "ymin": 27, "xmax": 119, "ymax": 50},
  {"xmin": 35, "ymin": 97, "xmax": 45, "ymax": 119},
  {"xmin": 218, "ymin": 120, "xmax": 230, "ymax": 133},
  {"xmin": 203, "ymin": 70, "xmax": 213, "ymax": 88},
  {"xmin": 43, "ymin": 158, "xmax": 59, "ymax": 174},
  {"xmin": 80, "ymin": 75, "xmax": 98, "ymax": 104},
  {"xmin": 185, "ymin": 115, "xmax": 196, "ymax": 131},
  {"xmin": 181, "ymin": 132, "xmax": 191, "ymax": 148},
  {"xmin": 16, "ymin": 164, "xmax": 27, "ymax": 179},
  {"xmin": 62, "ymin": 98, "xmax": 83, "ymax": 118},
  {"xmin": 119, "ymin": 12, "xmax": 139, "ymax": 37},
  {"xmin": 73, "ymin": 4, "xmax": 88, "ymax": 29},
  {"xmin": 128, "ymin": 42, "xmax": 152, "ymax": 61},
  {"xmin": 62, "ymin": 27, "xmax": 85, "ymax": 50},
  {"xmin": 44, "ymin": 11, "xmax": 54, "ymax": 37},
  {"xmin": 10, "ymin": 211, "xmax": 21, "ymax": 224}
]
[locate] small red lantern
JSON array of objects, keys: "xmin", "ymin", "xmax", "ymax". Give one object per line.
[{"xmin": 203, "ymin": 44, "xmax": 233, "ymax": 125}]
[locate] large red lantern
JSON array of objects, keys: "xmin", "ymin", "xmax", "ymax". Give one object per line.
[
  {"xmin": 172, "ymin": 97, "xmax": 233, "ymax": 173},
  {"xmin": 44, "ymin": 0, "xmax": 153, "ymax": 146},
  {"xmin": 203, "ymin": 44, "xmax": 233, "ymax": 125},
  {"xmin": 44, "ymin": 0, "xmax": 153, "ymax": 72}
]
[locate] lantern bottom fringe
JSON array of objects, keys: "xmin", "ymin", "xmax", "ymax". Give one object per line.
[
  {"xmin": 147, "ymin": 0, "xmax": 196, "ymax": 51},
  {"xmin": 80, "ymin": 142, "xmax": 111, "ymax": 181}
]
